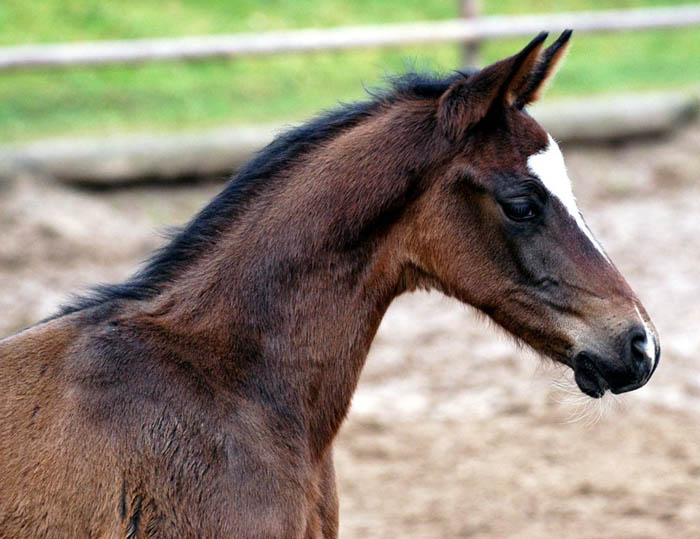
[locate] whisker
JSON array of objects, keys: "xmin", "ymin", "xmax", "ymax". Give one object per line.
[{"xmin": 548, "ymin": 370, "xmax": 625, "ymax": 427}]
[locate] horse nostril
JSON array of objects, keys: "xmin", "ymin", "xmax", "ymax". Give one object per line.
[
  {"xmin": 626, "ymin": 327, "xmax": 653, "ymax": 384},
  {"xmin": 630, "ymin": 333, "xmax": 648, "ymax": 365},
  {"xmin": 601, "ymin": 327, "xmax": 658, "ymax": 395}
]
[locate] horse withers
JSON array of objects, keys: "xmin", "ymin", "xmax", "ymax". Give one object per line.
[{"xmin": 0, "ymin": 31, "xmax": 659, "ymax": 538}]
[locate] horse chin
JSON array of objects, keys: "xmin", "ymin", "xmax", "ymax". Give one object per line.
[{"xmin": 572, "ymin": 355, "xmax": 609, "ymax": 399}]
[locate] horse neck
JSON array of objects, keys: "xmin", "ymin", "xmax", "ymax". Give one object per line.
[{"xmin": 148, "ymin": 102, "xmax": 443, "ymax": 456}]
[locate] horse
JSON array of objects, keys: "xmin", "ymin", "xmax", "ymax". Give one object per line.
[{"xmin": 0, "ymin": 30, "xmax": 659, "ymax": 538}]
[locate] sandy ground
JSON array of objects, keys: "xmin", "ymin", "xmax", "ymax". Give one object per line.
[{"xmin": 1, "ymin": 122, "xmax": 700, "ymax": 538}]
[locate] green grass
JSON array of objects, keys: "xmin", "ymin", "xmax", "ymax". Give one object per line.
[{"xmin": 1, "ymin": 0, "xmax": 699, "ymax": 142}]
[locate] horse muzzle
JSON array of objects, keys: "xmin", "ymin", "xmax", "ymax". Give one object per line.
[{"xmin": 572, "ymin": 325, "xmax": 660, "ymax": 398}]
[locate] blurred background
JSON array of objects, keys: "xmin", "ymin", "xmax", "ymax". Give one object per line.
[{"xmin": 1, "ymin": 1, "xmax": 700, "ymax": 537}]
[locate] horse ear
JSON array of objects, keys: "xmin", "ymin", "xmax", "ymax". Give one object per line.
[
  {"xmin": 438, "ymin": 32, "xmax": 548, "ymax": 141},
  {"xmin": 516, "ymin": 29, "xmax": 573, "ymax": 107}
]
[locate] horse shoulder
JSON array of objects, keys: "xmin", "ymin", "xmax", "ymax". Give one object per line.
[
  {"xmin": 0, "ymin": 314, "xmax": 327, "ymax": 537},
  {"xmin": 69, "ymin": 317, "xmax": 316, "ymax": 536}
]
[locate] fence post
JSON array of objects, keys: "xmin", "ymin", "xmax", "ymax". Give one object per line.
[{"xmin": 459, "ymin": 0, "xmax": 481, "ymax": 67}]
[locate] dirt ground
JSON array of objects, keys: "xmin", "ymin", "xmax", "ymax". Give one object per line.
[{"xmin": 1, "ymin": 122, "xmax": 700, "ymax": 538}]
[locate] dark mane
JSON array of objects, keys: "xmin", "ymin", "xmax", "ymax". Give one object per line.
[{"xmin": 55, "ymin": 71, "xmax": 465, "ymax": 318}]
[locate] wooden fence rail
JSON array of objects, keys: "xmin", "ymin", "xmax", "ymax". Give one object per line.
[{"xmin": 1, "ymin": 5, "xmax": 700, "ymax": 70}]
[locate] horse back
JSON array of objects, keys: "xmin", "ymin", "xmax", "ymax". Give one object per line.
[
  {"xmin": 0, "ymin": 318, "xmax": 81, "ymax": 449},
  {"xmin": 0, "ymin": 318, "xmax": 125, "ymax": 537}
]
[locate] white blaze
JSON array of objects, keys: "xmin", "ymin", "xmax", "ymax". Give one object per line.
[{"xmin": 527, "ymin": 134, "xmax": 610, "ymax": 262}]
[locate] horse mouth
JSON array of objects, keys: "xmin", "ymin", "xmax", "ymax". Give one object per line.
[{"xmin": 573, "ymin": 354, "xmax": 609, "ymax": 399}]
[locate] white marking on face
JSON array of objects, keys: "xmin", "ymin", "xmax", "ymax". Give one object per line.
[
  {"xmin": 634, "ymin": 305, "xmax": 658, "ymax": 367},
  {"xmin": 527, "ymin": 134, "xmax": 610, "ymax": 263}
]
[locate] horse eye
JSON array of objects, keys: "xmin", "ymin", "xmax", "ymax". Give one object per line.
[{"xmin": 501, "ymin": 199, "xmax": 539, "ymax": 222}]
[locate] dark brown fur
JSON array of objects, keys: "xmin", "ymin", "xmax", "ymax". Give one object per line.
[{"xmin": 0, "ymin": 32, "xmax": 658, "ymax": 538}]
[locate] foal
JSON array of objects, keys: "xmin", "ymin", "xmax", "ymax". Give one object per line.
[{"xmin": 0, "ymin": 31, "xmax": 659, "ymax": 538}]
